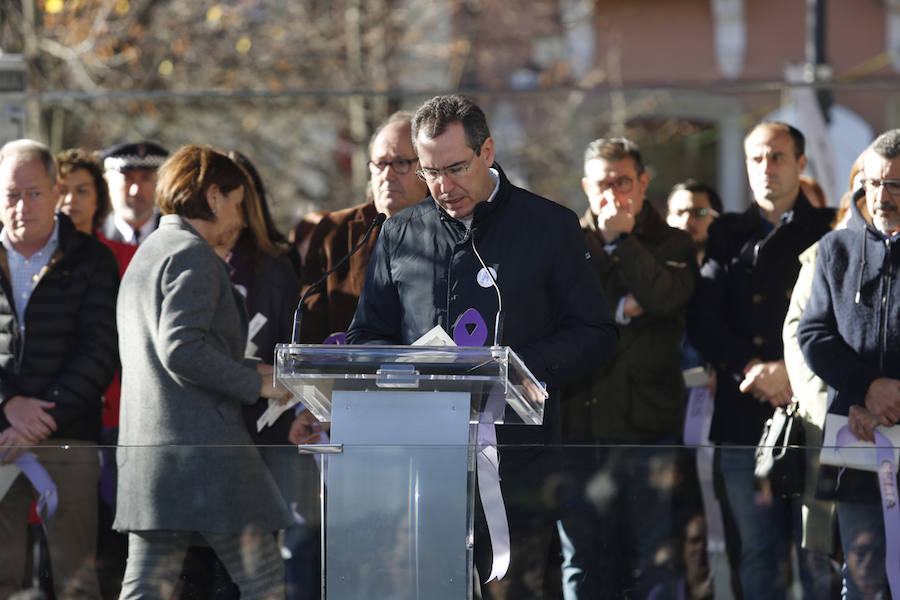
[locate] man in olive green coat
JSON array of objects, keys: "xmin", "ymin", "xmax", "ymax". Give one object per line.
[{"xmin": 559, "ymin": 138, "xmax": 698, "ymax": 600}]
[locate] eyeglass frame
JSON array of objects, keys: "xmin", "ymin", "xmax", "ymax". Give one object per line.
[
  {"xmin": 587, "ymin": 175, "xmax": 635, "ymax": 195},
  {"xmin": 416, "ymin": 150, "xmax": 478, "ymax": 183},
  {"xmin": 367, "ymin": 157, "xmax": 419, "ymax": 175},
  {"xmin": 668, "ymin": 207, "xmax": 720, "ymax": 219},
  {"xmin": 863, "ymin": 178, "xmax": 900, "ymax": 197}
]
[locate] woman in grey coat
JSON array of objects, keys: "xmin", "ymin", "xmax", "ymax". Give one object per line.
[{"xmin": 115, "ymin": 145, "xmax": 294, "ymax": 599}]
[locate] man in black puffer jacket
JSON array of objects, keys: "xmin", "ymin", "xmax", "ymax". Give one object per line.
[
  {"xmin": 348, "ymin": 95, "xmax": 618, "ymax": 599},
  {"xmin": 0, "ymin": 139, "xmax": 119, "ymax": 600}
]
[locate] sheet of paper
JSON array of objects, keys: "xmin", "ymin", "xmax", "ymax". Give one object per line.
[
  {"xmin": 257, "ymin": 394, "xmax": 301, "ymax": 432},
  {"xmin": 820, "ymin": 413, "xmax": 900, "ymax": 472},
  {"xmin": 412, "ymin": 325, "xmax": 456, "ymax": 346}
]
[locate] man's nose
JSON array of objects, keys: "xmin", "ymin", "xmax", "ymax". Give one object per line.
[
  {"xmin": 600, "ymin": 185, "xmax": 618, "ymax": 202},
  {"xmin": 436, "ymin": 174, "xmax": 455, "ymax": 192},
  {"xmin": 128, "ymin": 182, "xmax": 140, "ymax": 196}
]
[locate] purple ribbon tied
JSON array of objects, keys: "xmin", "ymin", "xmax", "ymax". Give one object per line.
[{"xmin": 14, "ymin": 452, "xmax": 58, "ymax": 521}]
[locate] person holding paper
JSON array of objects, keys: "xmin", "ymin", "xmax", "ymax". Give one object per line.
[
  {"xmin": 799, "ymin": 129, "xmax": 900, "ymax": 599},
  {"xmin": 347, "ymin": 94, "xmax": 618, "ymax": 599},
  {"xmin": 114, "ymin": 145, "xmax": 295, "ymax": 599}
]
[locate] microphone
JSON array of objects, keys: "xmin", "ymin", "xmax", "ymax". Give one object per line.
[
  {"xmin": 470, "ymin": 232, "xmax": 503, "ymax": 346},
  {"xmin": 291, "ymin": 212, "xmax": 386, "ymax": 343}
]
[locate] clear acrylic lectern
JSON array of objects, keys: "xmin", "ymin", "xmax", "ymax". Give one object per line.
[{"xmin": 275, "ymin": 344, "xmax": 546, "ymax": 600}]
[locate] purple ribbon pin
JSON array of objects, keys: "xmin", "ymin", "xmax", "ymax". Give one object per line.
[
  {"xmin": 322, "ymin": 332, "xmax": 347, "ymax": 345},
  {"xmin": 453, "ymin": 308, "xmax": 488, "ymax": 347}
]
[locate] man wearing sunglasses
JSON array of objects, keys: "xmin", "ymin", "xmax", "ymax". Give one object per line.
[
  {"xmin": 666, "ymin": 180, "xmax": 722, "ymax": 265},
  {"xmin": 299, "ymin": 111, "xmax": 428, "ymax": 343}
]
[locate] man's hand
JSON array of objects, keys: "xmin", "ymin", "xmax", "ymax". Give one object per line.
[
  {"xmin": 864, "ymin": 377, "xmax": 900, "ymax": 426},
  {"xmin": 597, "ymin": 197, "xmax": 636, "ymax": 243},
  {"xmin": 622, "ymin": 293, "xmax": 645, "ymax": 318},
  {"xmin": 0, "ymin": 426, "xmax": 35, "ymax": 465},
  {"xmin": 739, "ymin": 360, "xmax": 792, "ymax": 407},
  {"xmin": 848, "ymin": 405, "xmax": 880, "ymax": 443},
  {"xmin": 288, "ymin": 410, "xmax": 325, "ymax": 445},
  {"xmin": 2, "ymin": 396, "xmax": 56, "ymax": 441}
]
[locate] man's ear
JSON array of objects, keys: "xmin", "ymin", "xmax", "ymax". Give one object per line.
[
  {"xmin": 480, "ymin": 137, "xmax": 495, "ymax": 166},
  {"xmin": 638, "ymin": 171, "xmax": 650, "ymax": 193},
  {"xmin": 797, "ymin": 154, "xmax": 808, "ymax": 173}
]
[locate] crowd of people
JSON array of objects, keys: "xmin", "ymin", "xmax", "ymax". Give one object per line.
[{"xmin": 0, "ymin": 93, "xmax": 897, "ymax": 600}]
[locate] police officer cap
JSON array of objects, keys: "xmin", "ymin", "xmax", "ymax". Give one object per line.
[{"xmin": 100, "ymin": 141, "xmax": 168, "ymax": 172}]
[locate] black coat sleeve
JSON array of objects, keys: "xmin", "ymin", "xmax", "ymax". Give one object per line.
[
  {"xmin": 798, "ymin": 239, "xmax": 880, "ymax": 414},
  {"xmin": 688, "ymin": 222, "xmax": 756, "ymax": 380},
  {"xmin": 45, "ymin": 243, "xmax": 120, "ymax": 431}
]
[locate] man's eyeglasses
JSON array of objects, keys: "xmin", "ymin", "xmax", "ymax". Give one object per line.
[
  {"xmin": 863, "ymin": 178, "xmax": 900, "ymax": 196},
  {"xmin": 368, "ymin": 157, "xmax": 418, "ymax": 175},
  {"xmin": 589, "ymin": 176, "xmax": 634, "ymax": 195},
  {"xmin": 416, "ymin": 150, "xmax": 477, "ymax": 183},
  {"xmin": 668, "ymin": 207, "xmax": 719, "ymax": 219}
]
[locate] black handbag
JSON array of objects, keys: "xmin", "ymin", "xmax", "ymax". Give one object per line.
[{"xmin": 753, "ymin": 401, "xmax": 806, "ymax": 498}]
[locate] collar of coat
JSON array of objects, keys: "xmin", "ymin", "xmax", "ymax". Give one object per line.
[
  {"xmin": 579, "ymin": 199, "xmax": 670, "ymax": 243},
  {"xmin": 430, "ymin": 162, "xmax": 510, "ymax": 231},
  {"xmin": 0, "ymin": 212, "xmax": 84, "ymax": 302},
  {"xmin": 735, "ymin": 188, "xmax": 822, "ymax": 235},
  {"xmin": 0, "ymin": 212, "xmax": 83, "ymax": 279}
]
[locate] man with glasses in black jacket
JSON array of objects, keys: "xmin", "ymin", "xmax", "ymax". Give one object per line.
[{"xmin": 348, "ymin": 94, "xmax": 618, "ymax": 599}]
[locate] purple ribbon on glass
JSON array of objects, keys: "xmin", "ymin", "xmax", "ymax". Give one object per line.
[
  {"xmin": 14, "ymin": 452, "xmax": 58, "ymax": 520},
  {"xmin": 836, "ymin": 425, "xmax": 899, "ymax": 597}
]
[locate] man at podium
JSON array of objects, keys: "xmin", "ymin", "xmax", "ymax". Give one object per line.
[{"xmin": 347, "ymin": 94, "xmax": 618, "ymax": 598}]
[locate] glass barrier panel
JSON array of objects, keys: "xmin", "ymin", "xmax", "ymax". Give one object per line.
[{"xmin": 0, "ymin": 441, "xmax": 876, "ymax": 599}]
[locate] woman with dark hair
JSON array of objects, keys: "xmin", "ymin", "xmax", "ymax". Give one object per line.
[
  {"xmin": 56, "ymin": 148, "xmax": 137, "ymax": 276},
  {"xmin": 228, "ymin": 150, "xmax": 302, "ymax": 276},
  {"xmin": 206, "ymin": 151, "xmax": 321, "ymax": 600},
  {"xmin": 115, "ymin": 145, "xmax": 294, "ymax": 599}
]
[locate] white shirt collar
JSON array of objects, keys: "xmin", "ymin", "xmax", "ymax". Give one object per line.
[
  {"xmin": 114, "ymin": 213, "xmax": 156, "ymax": 244},
  {"xmin": 460, "ymin": 168, "xmax": 500, "ymax": 230},
  {"xmin": 1, "ymin": 217, "xmax": 60, "ymax": 257}
]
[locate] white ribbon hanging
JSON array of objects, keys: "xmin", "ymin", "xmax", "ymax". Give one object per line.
[{"xmin": 475, "ymin": 390, "xmax": 511, "ymax": 582}]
